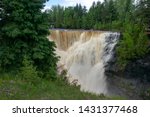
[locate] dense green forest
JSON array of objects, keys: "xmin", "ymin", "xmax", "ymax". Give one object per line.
[
  {"xmin": 0, "ymin": 0, "xmax": 150, "ymax": 99},
  {"xmin": 46, "ymin": 0, "xmax": 149, "ymax": 30},
  {"xmin": 46, "ymin": 0, "xmax": 149, "ymax": 67}
]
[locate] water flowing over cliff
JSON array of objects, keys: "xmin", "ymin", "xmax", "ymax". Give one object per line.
[{"xmin": 49, "ymin": 29, "xmax": 120, "ymax": 95}]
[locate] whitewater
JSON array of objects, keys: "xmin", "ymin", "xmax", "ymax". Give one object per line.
[{"xmin": 49, "ymin": 30, "xmax": 120, "ymax": 95}]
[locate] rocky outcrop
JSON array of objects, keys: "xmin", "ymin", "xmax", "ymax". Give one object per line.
[
  {"xmin": 125, "ymin": 52, "xmax": 150, "ymax": 81},
  {"xmin": 105, "ymin": 50, "xmax": 150, "ymax": 99},
  {"xmin": 105, "ymin": 52, "xmax": 150, "ymax": 81}
]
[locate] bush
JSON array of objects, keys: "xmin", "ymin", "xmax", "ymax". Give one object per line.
[
  {"xmin": 17, "ymin": 56, "xmax": 40, "ymax": 84},
  {"xmin": 44, "ymin": 66, "xmax": 58, "ymax": 80}
]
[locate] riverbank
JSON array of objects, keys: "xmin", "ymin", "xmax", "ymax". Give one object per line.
[{"xmin": 0, "ymin": 73, "xmax": 126, "ymax": 100}]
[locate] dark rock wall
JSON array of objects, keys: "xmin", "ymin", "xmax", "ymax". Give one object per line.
[
  {"xmin": 105, "ymin": 36, "xmax": 150, "ymax": 99},
  {"xmin": 125, "ymin": 52, "xmax": 150, "ymax": 81}
]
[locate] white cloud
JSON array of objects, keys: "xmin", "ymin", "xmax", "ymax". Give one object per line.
[
  {"xmin": 44, "ymin": 0, "xmax": 104, "ymax": 11},
  {"xmin": 63, "ymin": 0, "xmax": 103, "ymax": 9}
]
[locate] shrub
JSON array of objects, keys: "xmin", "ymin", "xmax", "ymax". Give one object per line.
[{"xmin": 17, "ymin": 56, "xmax": 40, "ymax": 84}]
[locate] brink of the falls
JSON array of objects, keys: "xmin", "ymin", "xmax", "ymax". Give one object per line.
[{"xmin": 49, "ymin": 30, "xmax": 120, "ymax": 95}]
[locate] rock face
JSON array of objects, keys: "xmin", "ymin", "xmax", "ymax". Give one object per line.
[
  {"xmin": 104, "ymin": 32, "xmax": 150, "ymax": 99},
  {"xmin": 105, "ymin": 32, "xmax": 150, "ymax": 81},
  {"xmin": 125, "ymin": 53, "xmax": 150, "ymax": 81},
  {"xmin": 105, "ymin": 48, "xmax": 150, "ymax": 99},
  {"xmin": 106, "ymin": 52, "xmax": 150, "ymax": 81}
]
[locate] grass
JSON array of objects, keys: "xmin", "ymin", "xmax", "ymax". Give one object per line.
[
  {"xmin": 0, "ymin": 73, "xmax": 103, "ymax": 100},
  {"xmin": 0, "ymin": 56, "xmax": 126, "ymax": 100},
  {"xmin": 0, "ymin": 73, "xmax": 126, "ymax": 100}
]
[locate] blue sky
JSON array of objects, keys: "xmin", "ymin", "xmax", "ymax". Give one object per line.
[{"xmin": 44, "ymin": 0, "xmax": 104, "ymax": 10}]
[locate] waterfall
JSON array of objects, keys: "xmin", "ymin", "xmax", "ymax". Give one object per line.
[{"xmin": 49, "ymin": 30, "xmax": 120, "ymax": 95}]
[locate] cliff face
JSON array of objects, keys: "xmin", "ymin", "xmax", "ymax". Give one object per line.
[
  {"xmin": 125, "ymin": 53, "xmax": 150, "ymax": 81},
  {"xmin": 105, "ymin": 51, "xmax": 150, "ymax": 81},
  {"xmin": 105, "ymin": 48, "xmax": 150, "ymax": 99}
]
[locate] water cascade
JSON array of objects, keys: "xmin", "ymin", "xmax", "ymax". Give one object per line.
[{"xmin": 49, "ymin": 30, "xmax": 120, "ymax": 95}]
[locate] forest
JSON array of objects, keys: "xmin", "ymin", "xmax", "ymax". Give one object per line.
[
  {"xmin": 0, "ymin": 0, "xmax": 150, "ymax": 99},
  {"xmin": 47, "ymin": 0, "xmax": 149, "ymax": 31},
  {"xmin": 47, "ymin": 0, "xmax": 150, "ymax": 67}
]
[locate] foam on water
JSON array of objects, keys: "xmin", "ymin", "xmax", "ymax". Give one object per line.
[{"xmin": 49, "ymin": 30, "xmax": 119, "ymax": 95}]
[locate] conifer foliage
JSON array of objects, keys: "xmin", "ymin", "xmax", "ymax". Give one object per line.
[{"xmin": 0, "ymin": 0, "xmax": 58, "ymax": 76}]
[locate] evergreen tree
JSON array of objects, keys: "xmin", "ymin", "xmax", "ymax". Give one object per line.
[
  {"xmin": 63, "ymin": 7, "xmax": 74, "ymax": 28},
  {"xmin": 0, "ymin": 0, "xmax": 58, "ymax": 76},
  {"xmin": 136, "ymin": 0, "xmax": 150, "ymax": 27},
  {"xmin": 48, "ymin": 5, "xmax": 64, "ymax": 28},
  {"xmin": 117, "ymin": 21, "xmax": 149, "ymax": 68}
]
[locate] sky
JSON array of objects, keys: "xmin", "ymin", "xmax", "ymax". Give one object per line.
[{"xmin": 44, "ymin": 0, "xmax": 104, "ymax": 10}]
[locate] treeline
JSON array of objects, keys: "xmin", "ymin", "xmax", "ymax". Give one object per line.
[
  {"xmin": 46, "ymin": 0, "xmax": 150, "ymax": 31},
  {"xmin": 47, "ymin": 0, "xmax": 150, "ymax": 68}
]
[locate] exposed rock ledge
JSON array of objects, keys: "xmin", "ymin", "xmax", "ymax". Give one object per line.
[{"xmin": 105, "ymin": 52, "xmax": 150, "ymax": 99}]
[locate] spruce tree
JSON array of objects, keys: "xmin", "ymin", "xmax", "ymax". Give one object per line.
[{"xmin": 0, "ymin": 0, "xmax": 58, "ymax": 76}]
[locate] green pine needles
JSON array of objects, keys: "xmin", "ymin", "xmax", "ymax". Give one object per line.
[{"xmin": 0, "ymin": 0, "xmax": 59, "ymax": 79}]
